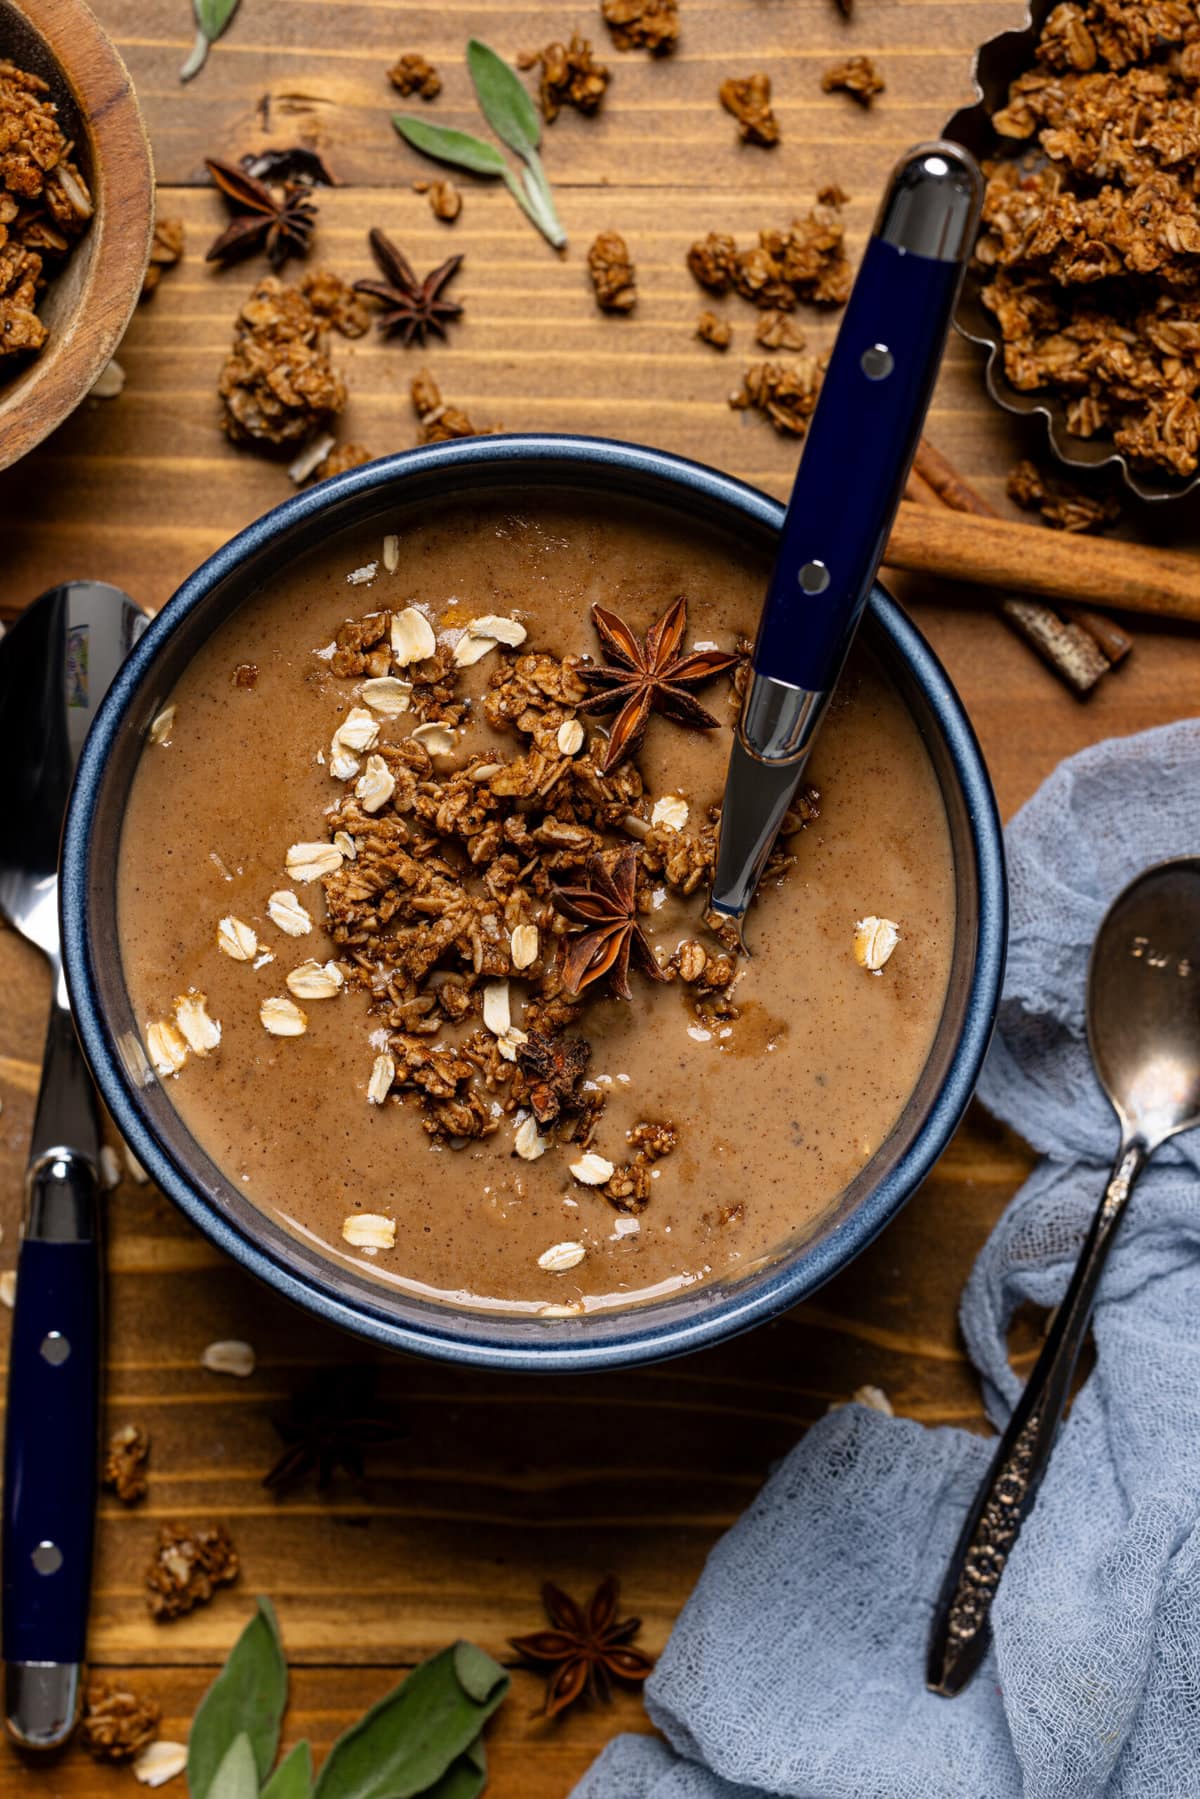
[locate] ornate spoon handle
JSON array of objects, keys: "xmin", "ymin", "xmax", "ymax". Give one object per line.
[{"xmin": 926, "ymin": 1139, "xmax": 1148, "ymax": 1697}]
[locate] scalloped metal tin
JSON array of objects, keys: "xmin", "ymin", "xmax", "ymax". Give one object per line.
[
  {"xmin": 945, "ymin": 0, "xmax": 1199, "ymax": 503},
  {"xmin": 60, "ymin": 435, "xmax": 1006, "ymax": 1373}
]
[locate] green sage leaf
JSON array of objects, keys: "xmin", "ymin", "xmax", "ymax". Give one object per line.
[
  {"xmin": 423, "ymin": 1735, "xmax": 487, "ymax": 1799},
  {"xmin": 262, "ymin": 1740, "xmax": 315, "ymax": 1799},
  {"xmin": 188, "ymin": 1598, "xmax": 289, "ymax": 1799},
  {"xmin": 466, "ymin": 39, "xmax": 541, "ymax": 161},
  {"xmin": 208, "ymin": 1734, "xmax": 259, "ymax": 1799},
  {"xmin": 392, "ymin": 116, "xmax": 510, "ymax": 180},
  {"xmin": 313, "ymin": 1642, "xmax": 509, "ymax": 1799},
  {"xmin": 518, "ymin": 159, "xmax": 567, "ymax": 251},
  {"xmin": 181, "ymin": 0, "xmax": 240, "ymax": 82}
]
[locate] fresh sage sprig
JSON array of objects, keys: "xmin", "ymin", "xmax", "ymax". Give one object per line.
[
  {"xmin": 393, "ymin": 38, "xmax": 567, "ymax": 250},
  {"xmin": 185, "ymin": 1599, "xmax": 509, "ymax": 1798},
  {"xmin": 180, "ymin": 0, "xmax": 241, "ymax": 83}
]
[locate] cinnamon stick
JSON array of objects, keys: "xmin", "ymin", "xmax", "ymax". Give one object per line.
[
  {"xmin": 904, "ymin": 464, "xmax": 1109, "ymax": 696},
  {"xmin": 913, "ymin": 439, "xmax": 1134, "ymax": 669}
]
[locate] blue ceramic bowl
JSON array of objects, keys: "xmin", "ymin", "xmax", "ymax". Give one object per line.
[{"xmin": 61, "ymin": 435, "xmax": 1006, "ymax": 1372}]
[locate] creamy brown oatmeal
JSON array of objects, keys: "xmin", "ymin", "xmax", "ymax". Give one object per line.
[{"xmin": 118, "ymin": 500, "xmax": 954, "ymax": 1316}]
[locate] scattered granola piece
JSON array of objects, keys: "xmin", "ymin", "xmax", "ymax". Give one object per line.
[
  {"xmin": 730, "ymin": 357, "xmax": 826, "ymax": 435},
  {"xmin": 368, "ymin": 1052, "xmax": 395, "ymax": 1103},
  {"xmin": 389, "ymin": 52, "xmax": 441, "ymax": 98},
  {"xmin": 218, "ymin": 275, "xmax": 347, "ymax": 448},
  {"xmin": 149, "ymin": 706, "xmax": 176, "ymax": 746},
  {"xmin": 822, "ymin": 55, "xmax": 885, "ymax": 104},
  {"xmin": 570, "ymin": 1151, "xmax": 615, "ymax": 1185},
  {"xmin": 217, "ymin": 915, "xmax": 258, "ymax": 961},
  {"xmin": 201, "ymin": 1339, "xmax": 256, "ymax": 1377},
  {"xmin": 300, "ymin": 267, "xmax": 371, "ymax": 338},
  {"xmin": 103, "ymin": 1424, "xmax": 150, "ymax": 1505},
  {"xmin": 687, "ymin": 195, "xmax": 851, "ymax": 310},
  {"xmin": 755, "ymin": 308, "xmax": 807, "ymax": 350},
  {"xmin": 588, "ymin": 230, "xmax": 637, "ymax": 312},
  {"xmin": 145, "ymin": 1522, "xmax": 239, "ymax": 1620},
  {"xmin": 854, "ymin": 914, "xmax": 900, "ymax": 972},
  {"xmin": 315, "ymin": 441, "xmax": 373, "ymax": 480},
  {"xmin": 342, "ymin": 1212, "xmax": 396, "ymax": 1249},
  {"xmin": 0, "ymin": 1270, "xmax": 14, "ymax": 1308},
  {"xmin": 651, "ymin": 794, "xmax": 689, "ymax": 831},
  {"xmin": 453, "ymin": 615, "xmax": 527, "ymax": 665},
  {"xmin": 514, "ymin": 1115, "xmax": 548, "ymax": 1159},
  {"xmin": 286, "ymin": 958, "xmax": 344, "ymax": 999},
  {"xmin": 538, "ymin": 1239, "xmax": 587, "ymax": 1271},
  {"xmin": 288, "ymin": 432, "xmax": 336, "ymax": 484},
  {"xmin": 268, "ymin": 889, "xmax": 313, "ymax": 935},
  {"xmin": 80, "ymin": 1680, "xmax": 160, "ymax": 1763},
  {"xmin": 1006, "ymin": 458, "xmax": 1121, "ymax": 531},
  {"xmin": 696, "ymin": 309, "xmax": 732, "ymax": 349},
  {"xmin": 411, "ymin": 369, "xmax": 491, "ymax": 443},
  {"xmin": 132, "ymin": 1741, "xmax": 188, "ymax": 1787},
  {"xmin": 520, "ymin": 34, "xmax": 611, "ymax": 121},
  {"xmin": 602, "ymin": 0, "xmax": 679, "ymax": 55},
  {"xmin": 146, "ymin": 1020, "xmax": 188, "ymax": 1079},
  {"xmin": 719, "ymin": 73, "xmax": 780, "ymax": 145},
  {"xmin": 286, "ymin": 841, "xmax": 344, "ymax": 882},
  {"xmin": 141, "ymin": 216, "xmax": 185, "ymax": 300},
  {"xmin": 423, "ymin": 178, "xmax": 462, "ymax": 222},
  {"xmin": 174, "ymin": 991, "xmax": 220, "ymax": 1056},
  {"xmin": 260, "ymin": 995, "xmax": 308, "ymax": 1036},
  {"xmin": 674, "ymin": 940, "xmax": 707, "ymax": 982}
]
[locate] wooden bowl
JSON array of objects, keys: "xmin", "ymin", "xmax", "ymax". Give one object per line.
[{"xmin": 0, "ymin": 0, "xmax": 153, "ymax": 470}]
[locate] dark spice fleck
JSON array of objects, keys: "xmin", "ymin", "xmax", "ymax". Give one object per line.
[{"xmin": 510, "ymin": 1575, "xmax": 654, "ymax": 1717}]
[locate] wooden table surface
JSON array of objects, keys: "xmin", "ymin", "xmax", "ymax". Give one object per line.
[{"xmin": 2, "ymin": 1, "xmax": 1199, "ymax": 1791}]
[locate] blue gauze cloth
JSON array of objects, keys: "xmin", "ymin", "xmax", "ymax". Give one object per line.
[{"xmin": 573, "ymin": 719, "xmax": 1200, "ymax": 1799}]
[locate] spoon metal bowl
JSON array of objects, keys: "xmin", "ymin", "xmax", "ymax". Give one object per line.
[{"xmin": 927, "ymin": 856, "xmax": 1200, "ymax": 1697}]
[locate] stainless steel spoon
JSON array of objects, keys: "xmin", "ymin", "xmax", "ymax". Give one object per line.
[
  {"xmin": 0, "ymin": 582, "xmax": 144, "ymax": 1749},
  {"xmin": 928, "ymin": 856, "xmax": 1200, "ymax": 1697}
]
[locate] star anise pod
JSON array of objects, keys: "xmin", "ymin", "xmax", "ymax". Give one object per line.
[
  {"xmin": 576, "ymin": 596, "xmax": 739, "ymax": 773},
  {"xmin": 510, "ymin": 1576, "xmax": 654, "ymax": 1717},
  {"xmin": 263, "ymin": 1367, "xmax": 405, "ymax": 1496},
  {"xmin": 353, "ymin": 228, "xmax": 463, "ymax": 346},
  {"xmin": 204, "ymin": 158, "xmax": 318, "ymax": 269},
  {"xmin": 552, "ymin": 847, "xmax": 669, "ymax": 1001}
]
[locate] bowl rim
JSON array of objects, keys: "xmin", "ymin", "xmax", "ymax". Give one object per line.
[
  {"xmin": 0, "ymin": 0, "xmax": 154, "ymax": 471},
  {"xmin": 61, "ymin": 432, "xmax": 1007, "ymax": 1371}
]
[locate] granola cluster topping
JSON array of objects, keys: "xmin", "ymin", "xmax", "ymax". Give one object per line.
[
  {"xmin": 0, "ymin": 58, "xmax": 93, "ymax": 361},
  {"xmin": 223, "ymin": 583, "xmax": 814, "ymax": 1224},
  {"xmin": 821, "ymin": 55, "xmax": 886, "ymax": 106},
  {"xmin": 976, "ymin": 0, "xmax": 1200, "ymax": 475},
  {"xmin": 389, "ymin": 52, "xmax": 442, "ymax": 99},
  {"xmin": 687, "ymin": 191, "xmax": 852, "ymax": 311},
  {"xmin": 519, "ymin": 34, "xmax": 611, "ymax": 120},
  {"xmin": 1006, "ymin": 456, "xmax": 1121, "ymax": 530},
  {"xmin": 411, "ymin": 368, "xmax": 493, "ymax": 442},
  {"xmin": 218, "ymin": 272, "xmax": 367, "ymax": 447},
  {"xmin": 80, "ymin": 1682, "xmax": 160, "ymax": 1763},
  {"xmin": 145, "ymin": 1521, "xmax": 239, "ymax": 1620},
  {"xmin": 730, "ymin": 356, "xmax": 827, "ymax": 435},
  {"xmin": 103, "ymin": 1422, "xmax": 151, "ymax": 1504}
]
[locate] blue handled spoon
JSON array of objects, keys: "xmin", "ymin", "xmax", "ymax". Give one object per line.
[
  {"xmin": 0, "ymin": 582, "xmax": 144, "ymax": 1749},
  {"xmin": 709, "ymin": 141, "xmax": 983, "ymax": 941}
]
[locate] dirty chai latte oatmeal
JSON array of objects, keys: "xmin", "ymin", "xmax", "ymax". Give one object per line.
[{"xmin": 118, "ymin": 500, "xmax": 954, "ymax": 1316}]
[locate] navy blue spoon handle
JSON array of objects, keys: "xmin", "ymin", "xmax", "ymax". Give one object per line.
[
  {"xmin": 2, "ymin": 1003, "xmax": 101, "ymax": 1750},
  {"xmin": 711, "ymin": 142, "xmax": 983, "ymax": 937}
]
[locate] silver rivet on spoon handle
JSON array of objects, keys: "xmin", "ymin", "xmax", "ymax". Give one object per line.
[{"xmin": 927, "ymin": 857, "xmax": 1200, "ymax": 1697}]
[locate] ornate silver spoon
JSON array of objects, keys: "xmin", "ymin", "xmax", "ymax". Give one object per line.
[{"xmin": 928, "ymin": 856, "xmax": 1200, "ymax": 1696}]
